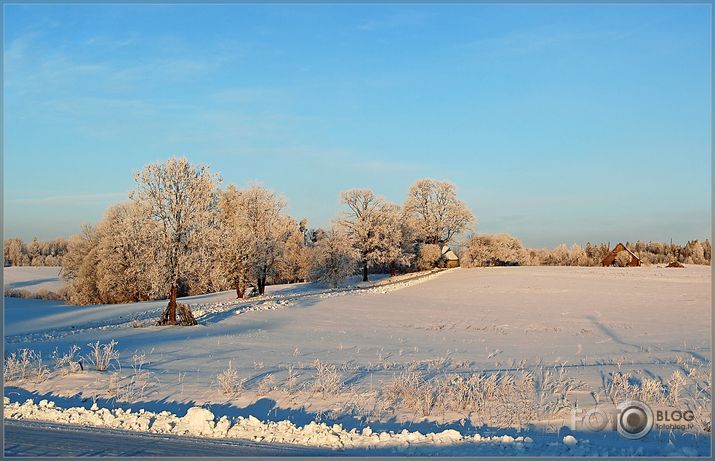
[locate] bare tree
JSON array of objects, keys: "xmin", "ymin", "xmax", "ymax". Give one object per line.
[
  {"xmin": 131, "ymin": 157, "xmax": 220, "ymax": 326},
  {"xmin": 403, "ymin": 179, "xmax": 475, "ymax": 245}
]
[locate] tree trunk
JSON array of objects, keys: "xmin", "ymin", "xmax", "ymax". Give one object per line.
[
  {"xmin": 362, "ymin": 260, "xmax": 369, "ymax": 282},
  {"xmin": 235, "ymin": 278, "xmax": 244, "ymax": 299},
  {"xmin": 157, "ymin": 284, "xmax": 178, "ymax": 326},
  {"xmin": 389, "ymin": 262, "xmax": 397, "ymax": 277},
  {"xmin": 167, "ymin": 284, "xmax": 178, "ymax": 324},
  {"xmin": 258, "ymin": 276, "xmax": 266, "ymax": 295}
]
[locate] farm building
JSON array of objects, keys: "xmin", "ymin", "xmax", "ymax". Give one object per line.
[
  {"xmin": 439, "ymin": 245, "xmax": 460, "ymax": 268},
  {"xmin": 601, "ymin": 243, "xmax": 641, "ymax": 267}
]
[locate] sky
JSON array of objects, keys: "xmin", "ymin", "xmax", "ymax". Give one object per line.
[{"xmin": 3, "ymin": 4, "xmax": 711, "ymax": 248}]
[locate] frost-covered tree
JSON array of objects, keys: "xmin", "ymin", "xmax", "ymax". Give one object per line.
[
  {"xmin": 338, "ymin": 189, "xmax": 404, "ymax": 282},
  {"xmin": 569, "ymin": 244, "xmax": 588, "ymax": 266},
  {"xmin": 240, "ymin": 184, "xmax": 289, "ymax": 295},
  {"xmin": 3, "ymin": 237, "xmax": 69, "ymax": 267},
  {"xmin": 3, "ymin": 238, "xmax": 25, "ymax": 266},
  {"xmin": 615, "ymin": 251, "xmax": 632, "ymax": 267},
  {"xmin": 415, "ymin": 243, "xmax": 442, "ymax": 270},
  {"xmin": 461, "ymin": 234, "xmax": 528, "ymax": 267},
  {"xmin": 215, "ymin": 185, "xmax": 253, "ymax": 298},
  {"xmin": 62, "ymin": 225, "xmax": 101, "ymax": 305},
  {"xmin": 277, "ymin": 218, "xmax": 312, "ymax": 283},
  {"xmin": 131, "ymin": 157, "xmax": 220, "ymax": 326},
  {"xmin": 403, "ymin": 179, "xmax": 475, "ymax": 245},
  {"xmin": 703, "ymin": 240, "xmax": 711, "ymax": 265},
  {"xmin": 379, "ymin": 203, "xmax": 414, "ymax": 275},
  {"xmin": 310, "ymin": 227, "xmax": 357, "ymax": 287},
  {"xmin": 94, "ymin": 202, "xmax": 164, "ymax": 304}
]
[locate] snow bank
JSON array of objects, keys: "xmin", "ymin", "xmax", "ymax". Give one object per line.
[
  {"xmin": 190, "ymin": 269, "xmax": 451, "ymax": 319},
  {"xmin": 3, "ymin": 397, "xmax": 533, "ymax": 450},
  {"xmin": 3, "ymin": 395, "xmax": 709, "ymax": 456},
  {"xmin": 320, "ymin": 268, "xmax": 453, "ymax": 298}
]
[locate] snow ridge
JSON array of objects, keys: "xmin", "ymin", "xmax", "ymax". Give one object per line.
[{"xmin": 4, "ymin": 397, "xmax": 532, "ymax": 452}]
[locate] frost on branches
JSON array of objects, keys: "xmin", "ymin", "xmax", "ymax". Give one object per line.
[{"xmin": 131, "ymin": 157, "xmax": 220, "ymax": 326}]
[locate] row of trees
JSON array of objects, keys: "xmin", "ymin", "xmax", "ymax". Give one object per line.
[
  {"xmin": 3, "ymin": 237, "xmax": 68, "ymax": 267},
  {"xmin": 61, "ymin": 157, "xmax": 476, "ymax": 325},
  {"xmin": 461, "ymin": 234, "xmax": 712, "ymax": 267}
]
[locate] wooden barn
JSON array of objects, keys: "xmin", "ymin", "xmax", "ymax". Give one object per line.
[
  {"xmin": 601, "ymin": 243, "xmax": 641, "ymax": 267},
  {"xmin": 439, "ymin": 245, "xmax": 460, "ymax": 268}
]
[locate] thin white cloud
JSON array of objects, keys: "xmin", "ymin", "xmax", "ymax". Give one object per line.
[{"xmin": 8, "ymin": 192, "xmax": 128, "ymax": 206}]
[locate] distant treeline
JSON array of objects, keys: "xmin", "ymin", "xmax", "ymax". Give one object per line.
[
  {"xmin": 3, "ymin": 237, "xmax": 68, "ymax": 267},
  {"xmin": 461, "ymin": 234, "xmax": 711, "ymax": 267}
]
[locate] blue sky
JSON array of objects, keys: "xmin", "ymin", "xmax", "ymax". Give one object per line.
[{"xmin": 3, "ymin": 4, "xmax": 711, "ymax": 247}]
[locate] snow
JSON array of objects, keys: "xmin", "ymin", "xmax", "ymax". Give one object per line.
[
  {"xmin": 563, "ymin": 434, "xmax": 578, "ymax": 446},
  {"xmin": 3, "ymin": 266, "xmax": 65, "ymax": 294},
  {"xmin": 3, "ymin": 265, "xmax": 711, "ymax": 455},
  {"xmin": 3, "ymin": 396, "xmax": 709, "ymax": 456}
]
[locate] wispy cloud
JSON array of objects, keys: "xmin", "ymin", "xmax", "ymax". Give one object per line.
[{"xmin": 8, "ymin": 192, "xmax": 128, "ymax": 206}]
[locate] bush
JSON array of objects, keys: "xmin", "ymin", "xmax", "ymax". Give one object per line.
[
  {"xmin": 216, "ymin": 361, "xmax": 244, "ymax": 397},
  {"xmin": 416, "ymin": 244, "xmax": 441, "ymax": 270},
  {"xmin": 4, "ymin": 349, "xmax": 49, "ymax": 382},
  {"xmin": 87, "ymin": 340, "xmax": 119, "ymax": 372},
  {"xmin": 615, "ymin": 251, "xmax": 632, "ymax": 267},
  {"xmin": 461, "ymin": 234, "xmax": 528, "ymax": 267},
  {"xmin": 311, "ymin": 360, "xmax": 342, "ymax": 397}
]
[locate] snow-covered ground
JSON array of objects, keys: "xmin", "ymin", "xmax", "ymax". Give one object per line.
[
  {"xmin": 3, "ymin": 265, "xmax": 711, "ymax": 456},
  {"xmin": 3, "ymin": 266, "xmax": 64, "ymax": 294}
]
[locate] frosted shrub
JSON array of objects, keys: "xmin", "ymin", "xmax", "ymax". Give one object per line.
[
  {"xmin": 284, "ymin": 364, "xmax": 299, "ymax": 394},
  {"xmin": 257, "ymin": 374, "xmax": 276, "ymax": 395},
  {"xmin": 668, "ymin": 370, "xmax": 687, "ymax": 404},
  {"xmin": 311, "ymin": 360, "xmax": 342, "ymax": 396},
  {"xmin": 615, "ymin": 251, "xmax": 632, "ymax": 267},
  {"xmin": 439, "ymin": 371, "xmax": 538, "ymax": 426},
  {"xmin": 461, "ymin": 234, "xmax": 528, "ymax": 267},
  {"xmin": 606, "ymin": 371, "xmax": 636, "ymax": 403},
  {"xmin": 416, "ymin": 379, "xmax": 440, "ymax": 416},
  {"xmin": 383, "ymin": 371, "xmax": 423, "ymax": 409},
  {"xmin": 110, "ymin": 354, "xmax": 157, "ymax": 401},
  {"xmin": 416, "ymin": 244, "xmax": 442, "ymax": 270},
  {"xmin": 310, "ymin": 229, "xmax": 356, "ymax": 288},
  {"xmin": 4, "ymin": 349, "xmax": 48, "ymax": 382},
  {"xmin": 216, "ymin": 361, "xmax": 243, "ymax": 397},
  {"xmin": 87, "ymin": 340, "xmax": 119, "ymax": 372},
  {"xmin": 532, "ymin": 366, "xmax": 584, "ymax": 418},
  {"xmin": 639, "ymin": 378, "xmax": 666, "ymax": 403},
  {"xmin": 52, "ymin": 345, "xmax": 83, "ymax": 376}
]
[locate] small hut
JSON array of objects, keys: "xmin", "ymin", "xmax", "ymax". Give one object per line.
[
  {"xmin": 601, "ymin": 243, "xmax": 641, "ymax": 267},
  {"xmin": 439, "ymin": 244, "xmax": 460, "ymax": 268}
]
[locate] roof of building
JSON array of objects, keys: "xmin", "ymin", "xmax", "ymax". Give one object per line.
[
  {"xmin": 601, "ymin": 242, "xmax": 641, "ymax": 265},
  {"xmin": 441, "ymin": 245, "xmax": 459, "ymax": 261}
]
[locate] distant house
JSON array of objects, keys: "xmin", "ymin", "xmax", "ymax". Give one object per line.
[
  {"xmin": 601, "ymin": 243, "xmax": 641, "ymax": 267},
  {"xmin": 439, "ymin": 244, "xmax": 460, "ymax": 268}
]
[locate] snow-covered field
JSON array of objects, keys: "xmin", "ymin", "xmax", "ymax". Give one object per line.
[
  {"xmin": 3, "ymin": 265, "xmax": 711, "ymax": 456},
  {"xmin": 3, "ymin": 266, "xmax": 64, "ymax": 294}
]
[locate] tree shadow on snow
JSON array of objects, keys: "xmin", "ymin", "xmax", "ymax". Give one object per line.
[
  {"xmin": 5, "ymin": 387, "xmax": 711, "ymax": 456},
  {"xmin": 5, "ymin": 278, "xmax": 61, "ymax": 289},
  {"xmin": 4, "ymin": 386, "xmax": 523, "ymax": 438}
]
